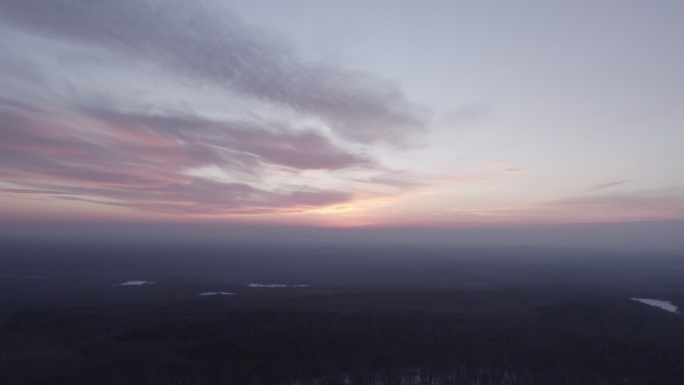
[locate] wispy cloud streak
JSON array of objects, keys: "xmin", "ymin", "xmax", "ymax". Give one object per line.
[
  {"xmin": 588, "ymin": 180, "xmax": 629, "ymax": 191},
  {"xmin": 0, "ymin": 0, "xmax": 426, "ymax": 145}
]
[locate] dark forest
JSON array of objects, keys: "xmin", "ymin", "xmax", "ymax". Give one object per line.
[{"xmin": 2, "ymin": 241, "xmax": 683, "ymax": 384}]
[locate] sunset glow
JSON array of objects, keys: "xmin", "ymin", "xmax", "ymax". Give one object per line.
[{"xmin": 1, "ymin": 1, "xmax": 683, "ymax": 247}]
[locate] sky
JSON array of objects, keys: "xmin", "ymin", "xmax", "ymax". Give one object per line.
[{"xmin": 1, "ymin": 1, "xmax": 683, "ymax": 247}]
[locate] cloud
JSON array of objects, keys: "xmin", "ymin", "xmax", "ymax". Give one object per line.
[
  {"xmin": 0, "ymin": 0, "xmax": 430, "ymax": 216},
  {"xmin": 587, "ymin": 180, "xmax": 629, "ymax": 191},
  {"xmin": 536, "ymin": 191, "xmax": 684, "ymax": 219},
  {"xmin": 439, "ymin": 189, "xmax": 684, "ymax": 225},
  {"xmin": 0, "ymin": 188, "xmax": 71, "ymax": 195},
  {"xmin": 355, "ymin": 171, "xmax": 430, "ymax": 189},
  {"xmin": 85, "ymin": 109, "xmax": 374, "ymax": 171},
  {"xmin": 486, "ymin": 162, "xmax": 528, "ymax": 173},
  {"xmin": 57, "ymin": 179, "xmax": 352, "ymax": 215},
  {"xmin": 0, "ymin": 103, "xmax": 361, "ymax": 214},
  {"xmin": 0, "ymin": 0, "xmax": 426, "ymax": 146},
  {"xmin": 503, "ymin": 168, "xmax": 526, "ymax": 173}
]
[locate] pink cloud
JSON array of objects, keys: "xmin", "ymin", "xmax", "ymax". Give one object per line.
[
  {"xmin": 0, "ymin": 105, "xmax": 366, "ymax": 215},
  {"xmin": 0, "ymin": 0, "xmax": 430, "ymax": 218}
]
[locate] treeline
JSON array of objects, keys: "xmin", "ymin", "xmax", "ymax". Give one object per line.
[{"xmin": 1, "ymin": 297, "xmax": 684, "ymax": 385}]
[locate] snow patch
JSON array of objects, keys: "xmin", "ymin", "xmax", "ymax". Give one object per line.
[
  {"xmin": 631, "ymin": 298, "xmax": 679, "ymax": 314},
  {"xmin": 198, "ymin": 292, "xmax": 234, "ymax": 296},
  {"xmin": 248, "ymin": 283, "xmax": 309, "ymax": 288},
  {"xmin": 114, "ymin": 280, "xmax": 156, "ymax": 286}
]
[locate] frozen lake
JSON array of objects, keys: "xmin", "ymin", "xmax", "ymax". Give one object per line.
[
  {"xmin": 631, "ymin": 298, "xmax": 679, "ymax": 314},
  {"xmin": 198, "ymin": 292, "xmax": 234, "ymax": 296},
  {"xmin": 248, "ymin": 283, "xmax": 309, "ymax": 288},
  {"xmin": 114, "ymin": 280, "xmax": 156, "ymax": 286}
]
